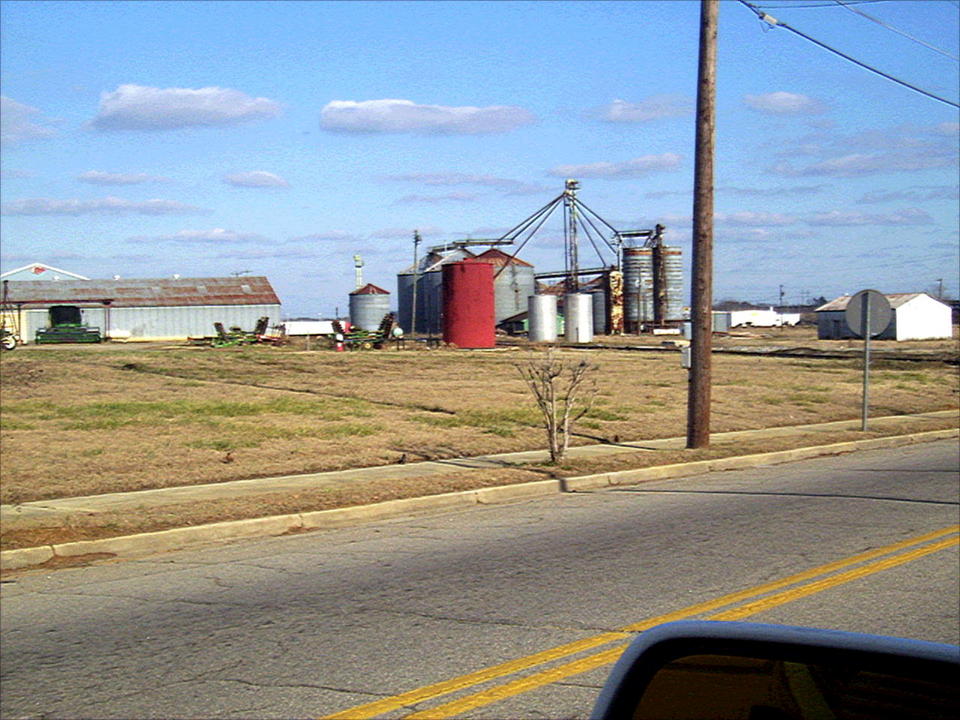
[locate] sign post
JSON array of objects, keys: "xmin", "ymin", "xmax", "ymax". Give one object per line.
[{"xmin": 844, "ymin": 289, "xmax": 892, "ymax": 431}]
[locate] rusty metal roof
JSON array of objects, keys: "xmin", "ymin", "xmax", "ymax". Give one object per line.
[
  {"xmin": 350, "ymin": 283, "xmax": 390, "ymax": 295},
  {"xmin": 3, "ymin": 276, "xmax": 280, "ymax": 308},
  {"xmin": 814, "ymin": 292, "xmax": 929, "ymax": 312},
  {"xmin": 472, "ymin": 249, "xmax": 533, "ymax": 267}
]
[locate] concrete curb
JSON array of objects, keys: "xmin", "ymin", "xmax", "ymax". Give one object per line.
[{"xmin": 2, "ymin": 428, "xmax": 956, "ymax": 572}]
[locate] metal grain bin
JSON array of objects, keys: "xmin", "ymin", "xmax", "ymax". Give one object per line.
[
  {"xmin": 663, "ymin": 246, "xmax": 684, "ymax": 322},
  {"xmin": 623, "ymin": 247, "xmax": 653, "ymax": 332},
  {"xmin": 589, "ymin": 288, "xmax": 607, "ymax": 335},
  {"xmin": 564, "ymin": 293, "xmax": 593, "ymax": 343},
  {"xmin": 397, "ymin": 248, "xmax": 474, "ymax": 335},
  {"xmin": 473, "ymin": 249, "xmax": 535, "ymax": 324},
  {"xmin": 349, "ymin": 283, "xmax": 390, "ymax": 331},
  {"xmin": 528, "ymin": 294, "xmax": 557, "ymax": 342}
]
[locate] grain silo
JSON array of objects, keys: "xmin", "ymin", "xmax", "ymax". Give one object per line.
[
  {"xmin": 397, "ymin": 248, "xmax": 475, "ymax": 335},
  {"xmin": 564, "ymin": 293, "xmax": 593, "ymax": 343},
  {"xmin": 623, "ymin": 247, "xmax": 654, "ymax": 332},
  {"xmin": 472, "ymin": 249, "xmax": 535, "ymax": 324},
  {"xmin": 349, "ymin": 283, "xmax": 390, "ymax": 331}
]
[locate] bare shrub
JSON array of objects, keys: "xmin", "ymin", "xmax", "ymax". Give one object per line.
[{"xmin": 514, "ymin": 350, "xmax": 598, "ymax": 463}]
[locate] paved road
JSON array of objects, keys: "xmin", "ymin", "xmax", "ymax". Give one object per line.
[{"xmin": 2, "ymin": 440, "xmax": 958, "ymax": 719}]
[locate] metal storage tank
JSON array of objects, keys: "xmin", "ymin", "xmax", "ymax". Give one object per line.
[
  {"xmin": 473, "ymin": 249, "xmax": 535, "ymax": 324},
  {"xmin": 662, "ymin": 246, "xmax": 684, "ymax": 322},
  {"xmin": 589, "ymin": 288, "xmax": 607, "ymax": 335},
  {"xmin": 442, "ymin": 261, "xmax": 495, "ymax": 348},
  {"xmin": 623, "ymin": 247, "xmax": 653, "ymax": 332},
  {"xmin": 528, "ymin": 294, "xmax": 557, "ymax": 342},
  {"xmin": 564, "ymin": 293, "xmax": 593, "ymax": 343},
  {"xmin": 349, "ymin": 283, "xmax": 390, "ymax": 331},
  {"xmin": 397, "ymin": 248, "xmax": 474, "ymax": 335}
]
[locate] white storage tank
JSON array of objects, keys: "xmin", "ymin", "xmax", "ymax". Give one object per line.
[
  {"xmin": 564, "ymin": 293, "xmax": 593, "ymax": 343},
  {"xmin": 528, "ymin": 294, "xmax": 558, "ymax": 342}
]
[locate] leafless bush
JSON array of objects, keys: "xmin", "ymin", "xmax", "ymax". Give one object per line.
[{"xmin": 514, "ymin": 350, "xmax": 598, "ymax": 463}]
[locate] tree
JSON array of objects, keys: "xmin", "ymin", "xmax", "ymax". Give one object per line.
[{"xmin": 515, "ymin": 350, "xmax": 598, "ymax": 464}]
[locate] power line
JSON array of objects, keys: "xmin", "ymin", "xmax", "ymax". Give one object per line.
[
  {"xmin": 738, "ymin": 0, "xmax": 960, "ymax": 109},
  {"xmin": 753, "ymin": 1, "xmax": 888, "ymax": 7},
  {"xmin": 833, "ymin": 0, "xmax": 959, "ymax": 61}
]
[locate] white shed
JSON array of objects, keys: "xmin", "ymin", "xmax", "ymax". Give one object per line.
[{"xmin": 815, "ymin": 293, "xmax": 953, "ymax": 341}]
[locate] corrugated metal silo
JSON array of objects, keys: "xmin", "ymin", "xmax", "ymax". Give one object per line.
[
  {"xmin": 623, "ymin": 247, "xmax": 654, "ymax": 332},
  {"xmin": 663, "ymin": 246, "xmax": 684, "ymax": 322},
  {"xmin": 349, "ymin": 283, "xmax": 390, "ymax": 331},
  {"xmin": 589, "ymin": 288, "xmax": 607, "ymax": 335},
  {"xmin": 473, "ymin": 249, "xmax": 535, "ymax": 324},
  {"xmin": 564, "ymin": 293, "xmax": 593, "ymax": 343},
  {"xmin": 528, "ymin": 294, "xmax": 557, "ymax": 342},
  {"xmin": 442, "ymin": 261, "xmax": 495, "ymax": 348},
  {"xmin": 397, "ymin": 248, "xmax": 474, "ymax": 334}
]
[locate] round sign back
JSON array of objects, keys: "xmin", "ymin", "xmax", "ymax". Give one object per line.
[{"xmin": 845, "ymin": 289, "xmax": 892, "ymax": 339}]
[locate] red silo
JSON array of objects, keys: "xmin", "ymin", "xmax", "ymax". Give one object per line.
[{"xmin": 442, "ymin": 260, "xmax": 495, "ymax": 348}]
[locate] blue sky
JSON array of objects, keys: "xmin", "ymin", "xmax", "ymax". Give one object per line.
[{"xmin": 2, "ymin": 0, "xmax": 957, "ymax": 316}]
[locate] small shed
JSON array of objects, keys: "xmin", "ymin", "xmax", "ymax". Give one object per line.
[
  {"xmin": 3, "ymin": 276, "xmax": 281, "ymax": 343},
  {"xmin": 815, "ymin": 293, "xmax": 952, "ymax": 341}
]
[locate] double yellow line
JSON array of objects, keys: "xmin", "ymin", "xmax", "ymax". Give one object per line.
[{"xmin": 324, "ymin": 525, "xmax": 959, "ymax": 720}]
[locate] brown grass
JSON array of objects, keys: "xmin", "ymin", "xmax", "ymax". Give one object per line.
[{"xmin": 1, "ymin": 331, "xmax": 957, "ymax": 509}]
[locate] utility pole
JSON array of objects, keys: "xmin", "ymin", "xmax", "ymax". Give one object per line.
[
  {"xmin": 686, "ymin": 0, "xmax": 719, "ymax": 449},
  {"xmin": 410, "ymin": 230, "xmax": 422, "ymax": 336},
  {"xmin": 937, "ymin": 278, "xmax": 943, "ymax": 299}
]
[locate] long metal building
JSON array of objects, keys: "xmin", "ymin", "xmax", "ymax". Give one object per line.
[{"xmin": 3, "ymin": 276, "xmax": 281, "ymax": 343}]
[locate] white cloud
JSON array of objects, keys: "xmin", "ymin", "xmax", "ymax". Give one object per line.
[
  {"xmin": 395, "ymin": 192, "xmax": 478, "ymax": 204},
  {"xmin": 716, "ymin": 211, "xmax": 796, "ymax": 227},
  {"xmin": 1, "ymin": 196, "xmax": 210, "ymax": 216},
  {"xmin": 223, "ymin": 171, "xmax": 290, "ymax": 188},
  {"xmin": 770, "ymin": 151, "xmax": 956, "ymax": 177},
  {"xmin": 720, "ymin": 185, "xmax": 825, "ymax": 198},
  {"xmin": 805, "ymin": 208, "xmax": 933, "ymax": 226},
  {"xmin": 78, "ymin": 170, "xmax": 171, "ymax": 185},
  {"xmin": 320, "ymin": 99, "xmax": 534, "ymax": 135},
  {"xmin": 1, "ymin": 96, "xmax": 57, "ymax": 145},
  {"xmin": 549, "ymin": 153, "xmax": 682, "ymax": 179},
  {"xmin": 387, "ymin": 172, "xmax": 552, "ymax": 195},
  {"xmin": 128, "ymin": 228, "xmax": 266, "ymax": 243},
  {"xmin": 371, "ymin": 226, "xmax": 444, "ymax": 239},
  {"xmin": 601, "ymin": 95, "xmax": 693, "ymax": 123},
  {"xmin": 934, "ymin": 122, "xmax": 959, "ymax": 136},
  {"xmin": 90, "ymin": 84, "xmax": 280, "ymax": 131},
  {"xmin": 289, "ymin": 231, "xmax": 362, "ymax": 243},
  {"xmin": 859, "ymin": 186, "xmax": 959, "ymax": 204},
  {"xmin": 744, "ymin": 92, "xmax": 826, "ymax": 115}
]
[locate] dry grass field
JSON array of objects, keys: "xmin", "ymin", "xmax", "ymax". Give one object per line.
[
  {"xmin": 0, "ymin": 326, "xmax": 957, "ymax": 551},
  {"xmin": 1, "ymin": 328, "xmax": 957, "ymax": 506}
]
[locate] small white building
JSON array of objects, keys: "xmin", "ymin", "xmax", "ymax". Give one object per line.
[
  {"xmin": 713, "ymin": 307, "xmax": 801, "ymax": 328},
  {"xmin": 815, "ymin": 293, "xmax": 953, "ymax": 341}
]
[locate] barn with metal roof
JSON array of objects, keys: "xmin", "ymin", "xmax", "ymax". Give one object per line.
[
  {"xmin": 2, "ymin": 276, "xmax": 281, "ymax": 343},
  {"xmin": 814, "ymin": 292, "xmax": 952, "ymax": 341}
]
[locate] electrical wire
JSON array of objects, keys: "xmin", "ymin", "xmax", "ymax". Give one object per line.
[
  {"xmin": 833, "ymin": 0, "xmax": 959, "ymax": 61},
  {"xmin": 575, "ymin": 213, "xmax": 610, "ymax": 267},
  {"xmin": 738, "ymin": 0, "xmax": 960, "ymax": 108}
]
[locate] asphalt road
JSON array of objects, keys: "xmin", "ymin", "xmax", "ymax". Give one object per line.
[{"xmin": 2, "ymin": 440, "xmax": 958, "ymax": 719}]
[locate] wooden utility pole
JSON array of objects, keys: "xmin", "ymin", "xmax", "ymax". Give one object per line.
[{"xmin": 686, "ymin": 0, "xmax": 718, "ymax": 449}]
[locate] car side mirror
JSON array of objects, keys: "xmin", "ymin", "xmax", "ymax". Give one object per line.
[{"xmin": 592, "ymin": 621, "xmax": 959, "ymax": 720}]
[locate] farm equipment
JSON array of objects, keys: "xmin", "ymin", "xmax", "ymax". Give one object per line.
[
  {"xmin": 332, "ymin": 313, "xmax": 403, "ymax": 350},
  {"xmin": 34, "ymin": 305, "xmax": 102, "ymax": 344},
  {"xmin": 189, "ymin": 317, "xmax": 285, "ymax": 347},
  {"xmin": 1, "ymin": 280, "xmax": 22, "ymax": 350}
]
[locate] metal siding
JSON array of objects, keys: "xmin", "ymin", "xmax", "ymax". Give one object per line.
[
  {"xmin": 663, "ymin": 246, "xmax": 684, "ymax": 322},
  {"xmin": 493, "ymin": 263, "xmax": 536, "ymax": 324},
  {"xmin": 109, "ymin": 305, "xmax": 280, "ymax": 340},
  {"xmin": 623, "ymin": 248, "xmax": 654, "ymax": 331}
]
